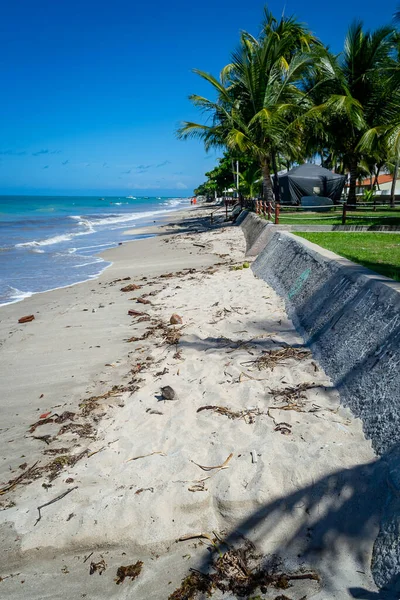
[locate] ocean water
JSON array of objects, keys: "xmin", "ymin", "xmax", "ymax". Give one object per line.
[{"xmin": 0, "ymin": 195, "xmax": 190, "ymax": 306}]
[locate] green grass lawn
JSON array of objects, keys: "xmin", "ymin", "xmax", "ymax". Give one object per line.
[
  {"xmin": 293, "ymin": 232, "xmax": 400, "ymax": 280},
  {"xmin": 276, "ymin": 209, "xmax": 400, "ymax": 226}
]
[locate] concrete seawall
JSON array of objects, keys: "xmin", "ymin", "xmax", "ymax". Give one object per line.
[
  {"xmin": 239, "ymin": 211, "xmax": 276, "ymax": 256},
  {"xmin": 240, "ymin": 210, "xmax": 400, "ymax": 454},
  {"xmin": 240, "ymin": 211, "xmax": 400, "ymax": 589},
  {"xmin": 251, "ymin": 227, "xmax": 400, "ymax": 456}
]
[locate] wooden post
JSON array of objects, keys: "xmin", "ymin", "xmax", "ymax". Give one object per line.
[
  {"xmin": 255, "ymin": 199, "xmax": 259, "ymax": 214},
  {"xmin": 342, "ymin": 203, "xmax": 347, "ymax": 225},
  {"xmin": 275, "ymin": 203, "xmax": 280, "ymax": 225},
  {"xmin": 225, "ymin": 199, "xmax": 228, "ymax": 219},
  {"xmin": 267, "ymin": 202, "xmax": 271, "ymax": 221}
]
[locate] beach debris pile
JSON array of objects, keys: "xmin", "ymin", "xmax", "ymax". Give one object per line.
[
  {"xmin": 269, "ymin": 382, "xmax": 317, "ymax": 410},
  {"xmin": 169, "ymin": 538, "xmax": 319, "ymax": 599},
  {"xmin": 246, "ymin": 346, "xmax": 312, "ymax": 371}
]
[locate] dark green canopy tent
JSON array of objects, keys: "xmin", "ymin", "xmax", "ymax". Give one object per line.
[{"xmin": 277, "ymin": 164, "xmax": 346, "ymax": 205}]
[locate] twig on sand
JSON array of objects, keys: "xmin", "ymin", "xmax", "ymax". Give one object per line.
[
  {"xmin": 125, "ymin": 451, "xmax": 166, "ymax": 463},
  {"xmin": 191, "ymin": 453, "xmax": 233, "ymax": 472},
  {"xmin": 0, "ymin": 461, "xmax": 39, "ymax": 496},
  {"xmin": 87, "ymin": 447, "xmax": 106, "ymax": 458},
  {"xmin": 177, "ymin": 533, "xmax": 215, "ymax": 544},
  {"xmin": 238, "ymin": 371, "xmax": 269, "ymax": 383},
  {"xmin": 34, "ymin": 486, "xmax": 78, "ymax": 526},
  {"xmin": 197, "ymin": 405, "xmax": 263, "ymax": 424},
  {"xmin": 83, "ymin": 551, "xmax": 94, "ymax": 563}
]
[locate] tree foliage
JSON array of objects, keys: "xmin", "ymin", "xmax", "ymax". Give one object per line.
[{"xmin": 181, "ymin": 6, "xmax": 400, "ymax": 204}]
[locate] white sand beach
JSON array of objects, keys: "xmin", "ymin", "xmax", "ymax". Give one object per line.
[{"xmin": 0, "ymin": 205, "xmax": 377, "ymax": 599}]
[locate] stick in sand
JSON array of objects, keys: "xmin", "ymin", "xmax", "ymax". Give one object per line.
[
  {"xmin": 191, "ymin": 453, "xmax": 233, "ymax": 472},
  {"xmin": 34, "ymin": 486, "xmax": 78, "ymax": 526},
  {"xmin": 125, "ymin": 451, "xmax": 165, "ymax": 463}
]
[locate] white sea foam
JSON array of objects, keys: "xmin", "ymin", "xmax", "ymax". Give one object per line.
[
  {"xmin": 69, "ymin": 209, "xmax": 169, "ymax": 228},
  {"xmin": 162, "ymin": 198, "xmax": 184, "ymax": 207},
  {"xmin": 74, "ymin": 242, "xmax": 115, "ymax": 251},
  {"xmin": 15, "ymin": 222, "xmax": 95, "ymax": 248},
  {"xmin": 15, "ymin": 200, "xmax": 188, "ymax": 251},
  {"xmin": 0, "ymin": 262, "xmax": 112, "ymax": 307},
  {"xmin": 72, "ymin": 259, "xmax": 103, "ymax": 268},
  {"xmin": 4, "ymin": 287, "xmax": 34, "ymax": 305}
]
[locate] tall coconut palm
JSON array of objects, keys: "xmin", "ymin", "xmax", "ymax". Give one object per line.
[
  {"xmin": 301, "ymin": 22, "xmax": 397, "ymax": 204},
  {"xmin": 177, "ymin": 9, "xmax": 319, "ymax": 202},
  {"xmin": 358, "ymin": 31, "xmax": 400, "ymax": 205}
]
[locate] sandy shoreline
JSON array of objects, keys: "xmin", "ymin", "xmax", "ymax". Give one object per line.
[{"xmin": 0, "ymin": 204, "xmax": 378, "ymax": 599}]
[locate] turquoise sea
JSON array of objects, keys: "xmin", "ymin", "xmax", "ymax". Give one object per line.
[{"xmin": 0, "ymin": 195, "xmax": 190, "ymax": 306}]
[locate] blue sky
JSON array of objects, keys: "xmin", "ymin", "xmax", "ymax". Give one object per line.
[{"xmin": 0, "ymin": 0, "xmax": 397, "ymax": 196}]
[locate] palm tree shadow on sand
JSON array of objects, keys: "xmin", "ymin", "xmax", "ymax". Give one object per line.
[{"xmin": 174, "ymin": 447, "xmax": 400, "ymax": 599}]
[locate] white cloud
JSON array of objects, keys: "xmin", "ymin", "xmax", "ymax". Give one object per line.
[{"xmin": 176, "ymin": 181, "xmax": 188, "ymax": 190}]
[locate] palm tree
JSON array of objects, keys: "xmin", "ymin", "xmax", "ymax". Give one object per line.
[
  {"xmin": 177, "ymin": 9, "xmax": 319, "ymax": 203},
  {"xmin": 302, "ymin": 22, "xmax": 397, "ymax": 204},
  {"xmin": 239, "ymin": 163, "xmax": 262, "ymax": 198}
]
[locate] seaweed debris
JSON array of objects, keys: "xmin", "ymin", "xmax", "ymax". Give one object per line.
[
  {"xmin": 125, "ymin": 331, "xmax": 152, "ymax": 343},
  {"xmin": 90, "ymin": 559, "xmax": 107, "ymax": 575},
  {"xmin": 79, "ymin": 386, "xmax": 125, "ymax": 416},
  {"xmin": 121, "ymin": 283, "xmax": 141, "ymax": 292},
  {"xmin": 115, "ymin": 561, "xmax": 143, "ymax": 585},
  {"xmin": 29, "ymin": 411, "xmax": 76, "ymax": 433},
  {"xmin": 169, "ymin": 571, "xmax": 213, "ymax": 600},
  {"xmin": 39, "ymin": 450, "xmax": 88, "ymax": 481},
  {"xmin": 58, "ymin": 422, "xmax": 95, "ymax": 438},
  {"xmin": 169, "ymin": 541, "xmax": 319, "ymax": 599},
  {"xmin": 43, "ymin": 447, "xmax": 71, "ymax": 456}
]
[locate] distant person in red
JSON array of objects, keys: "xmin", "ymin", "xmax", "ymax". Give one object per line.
[{"xmin": 193, "ymin": 197, "xmax": 197, "ymax": 204}]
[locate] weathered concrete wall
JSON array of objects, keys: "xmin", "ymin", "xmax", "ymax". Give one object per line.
[
  {"xmin": 252, "ymin": 229, "xmax": 400, "ymax": 457},
  {"xmin": 239, "ymin": 211, "xmax": 276, "ymax": 256},
  {"xmin": 247, "ymin": 221, "xmax": 400, "ymax": 590}
]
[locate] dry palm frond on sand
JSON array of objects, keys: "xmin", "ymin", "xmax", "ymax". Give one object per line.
[
  {"xmin": 244, "ymin": 346, "xmax": 311, "ymax": 371},
  {"xmin": 197, "ymin": 405, "xmax": 263, "ymax": 424}
]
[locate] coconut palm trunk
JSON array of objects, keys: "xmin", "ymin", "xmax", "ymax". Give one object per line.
[
  {"xmin": 271, "ymin": 151, "xmax": 280, "ymax": 202},
  {"xmin": 390, "ymin": 159, "xmax": 399, "ymax": 208},
  {"xmin": 261, "ymin": 159, "xmax": 275, "ymax": 203},
  {"xmin": 348, "ymin": 157, "xmax": 358, "ymax": 206}
]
